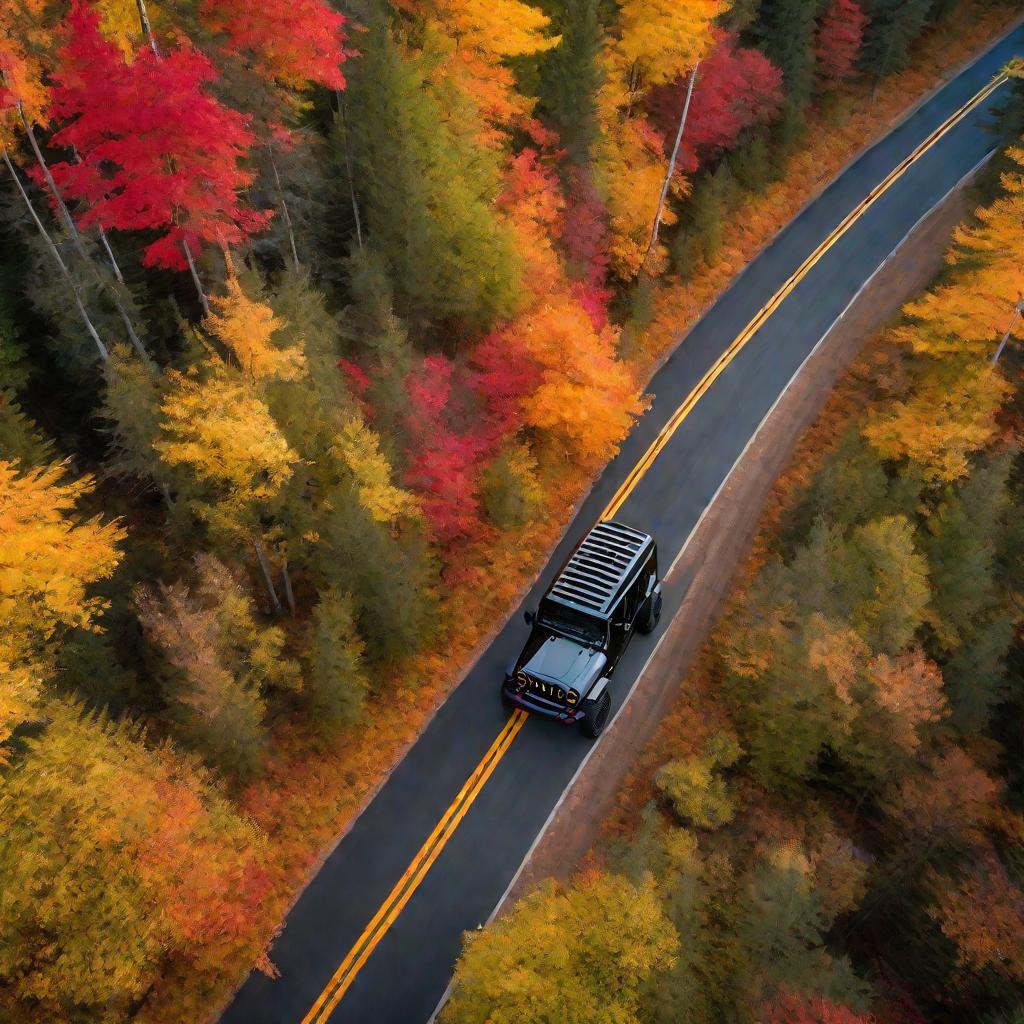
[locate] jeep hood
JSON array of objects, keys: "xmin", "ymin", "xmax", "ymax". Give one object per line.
[{"xmin": 521, "ymin": 636, "xmax": 607, "ymax": 694}]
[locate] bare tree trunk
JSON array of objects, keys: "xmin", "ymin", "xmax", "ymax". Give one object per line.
[
  {"xmin": 338, "ymin": 92, "xmax": 363, "ymax": 251},
  {"xmin": 267, "ymin": 143, "xmax": 300, "ymax": 269},
  {"xmin": 646, "ymin": 61, "xmax": 700, "ymax": 265},
  {"xmin": 281, "ymin": 556, "xmax": 297, "ymax": 617},
  {"xmin": 19, "ymin": 103, "xmax": 84, "ymax": 249},
  {"xmin": 19, "ymin": 105, "xmax": 152, "ymax": 365},
  {"xmin": 135, "ymin": 0, "xmax": 160, "ymax": 55},
  {"xmin": 3, "ymin": 145, "xmax": 109, "ymax": 361},
  {"xmin": 252, "ymin": 533, "xmax": 283, "ymax": 615},
  {"xmin": 182, "ymin": 240, "xmax": 211, "ymax": 317},
  {"xmin": 991, "ymin": 300, "xmax": 1023, "ymax": 365},
  {"xmin": 133, "ymin": 0, "xmax": 212, "ymax": 323}
]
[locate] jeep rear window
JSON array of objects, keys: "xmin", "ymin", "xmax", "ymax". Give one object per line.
[{"xmin": 538, "ymin": 602, "xmax": 605, "ymax": 645}]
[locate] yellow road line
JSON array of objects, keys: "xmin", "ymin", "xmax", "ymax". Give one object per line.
[
  {"xmin": 298, "ymin": 70, "xmax": 1007, "ymax": 1024},
  {"xmin": 302, "ymin": 709, "xmax": 529, "ymax": 1024},
  {"xmin": 600, "ymin": 71, "xmax": 1007, "ymax": 522}
]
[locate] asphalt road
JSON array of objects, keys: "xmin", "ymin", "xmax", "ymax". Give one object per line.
[{"xmin": 222, "ymin": 25, "xmax": 1024, "ymax": 1024}]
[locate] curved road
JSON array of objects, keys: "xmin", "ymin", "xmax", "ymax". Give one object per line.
[{"xmin": 223, "ymin": 24, "xmax": 1024, "ymax": 1024}]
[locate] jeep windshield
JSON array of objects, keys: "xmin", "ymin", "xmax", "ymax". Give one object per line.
[{"xmin": 537, "ymin": 602, "xmax": 606, "ymax": 646}]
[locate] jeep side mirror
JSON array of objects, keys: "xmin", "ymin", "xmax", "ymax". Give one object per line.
[{"xmin": 524, "ymin": 610, "xmax": 535, "ymax": 626}]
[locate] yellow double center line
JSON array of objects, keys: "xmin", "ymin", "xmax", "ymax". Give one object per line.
[
  {"xmin": 298, "ymin": 71, "xmax": 1006, "ymax": 1024},
  {"xmin": 302, "ymin": 709, "xmax": 528, "ymax": 1024},
  {"xmin": 601, "ymin": 71, "xmax": 1008, "ymax": 521}
]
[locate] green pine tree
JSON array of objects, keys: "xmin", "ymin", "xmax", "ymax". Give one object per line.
[
  {"xmin": 306, "ymin": 589, "xmax": 371, "ymax": 732},
  {"xmin": 753, "ymin": 0, "xmax": 818, "ymax": 109},
  {"xmin": 535, "ymin": 0, "xmax": 605, "ymax": 166},
  {"xmin": 860, "ymin": 0, "xmax": 933, "ymax": 79},
  {"xmin": 342, "ymin": 21, "xmax": 522, "ymax": 334},
  {"xmin": 0, "ymin": 390, "xmax": 54, "ymax": 468}
]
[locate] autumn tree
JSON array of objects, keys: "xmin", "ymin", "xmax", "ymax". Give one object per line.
[
  {"xmin": 206, "ymin": 272, "xmax": 307, "ymax": 383},
  {"xmin": 499, "ymin": 293, "xmax": 643, "ymax": 465},
  {"xmin": 0, "ymin": 458, "xmax": 124, "ymax": 760},
  {"xmin": 656, "ymin": 732, "xmax": 742, "ymax": 830},
  {"xmin": 48, "ymin": 2, "xmax": 268, "ymax": 308},
  {"xmin": 899, "ymin": 146, "xmax": 1024, "ymax": 364},
  {"xmin": 0, "ymin": 702, "xmax": 270, "ymax": 1021},
  {"xmin": 926, "ymin": 854, "xmax": 1024, "ymax": 985},
  {"xmin": 762, "ymin": 989, "xmax": 876, "ymax": 1024},
  {"xmin": 199, "ymin": 0, "xmax": 348, "ymax": 92},
  {"xmin": 815, "ymin": 0, "xmax": 867, "ymax": 90},
  {"xmin": 397, "ymin": 0, "xmax": 559, "ymax": 139},
  {"xmin": 648, "ymin": 35, "xmax": 784, "ymax": 174},
  {"xmin": 441, "ymin": 872, "xmax": 678, "ymax": 1024},
  {"xmin": 155, "ymin": 365, "xmax": 299, "ymax": 611},
  {"xmin": 864, "ymin": 361, "xmax": 1010, "ymax": 482},
  {"xmin": 596, "ymin": 0, "xmax": 726, "ymax": 275},
  {"xmin": 135, "ymin": 554, "xmax": 304, "ymax": 777}
]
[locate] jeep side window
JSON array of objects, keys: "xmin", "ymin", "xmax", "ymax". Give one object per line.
[{"xmin": 619, "ymin": 583, "xmax": 639, "ymax": 625}]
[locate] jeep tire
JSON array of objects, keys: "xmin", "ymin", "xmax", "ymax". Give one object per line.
[
  {"xmin": 638, "ymin": 590, "xmax": 663, "ymax": 635},
  {"xmin": 581, "ymin": 689, "xmax": 612, "ymax": 739}
]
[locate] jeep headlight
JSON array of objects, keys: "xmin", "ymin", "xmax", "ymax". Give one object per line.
[{"xmin": 565, "ymin": 688, "xmax": 580, "ymax": 706}]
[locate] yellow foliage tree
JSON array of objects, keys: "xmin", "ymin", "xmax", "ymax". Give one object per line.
[
  {"xmin": 599, "ymin": 115, "xmax": 684, "ymax": 277},
  {"xmin": 863, "ymin": 361, "xmax": 1010, "ymax": 482},
  {"xmin": 899, "ymin": 148, "xmax": 1024, "ymax": 362},
  {"xmin": 204, "ymin": 274, "xmax": 307, "ymax": 383},
  {"xmin": 610, "ymin": 0, "xmax": 727, "ymax": 96},
  {"xmin": 332, "ymin": 417, "xmax": 420, "ymax": 524},
  {"xmin": 156, "ymin": 369, "xmax": 298, "ymax": 509},
  {"xmin": 155, "ymin": 368, "xmax": 300, "ymax": 610},
  {"xmin": 0, "ymin": 459, "xmax": 124, "ymax": 760},
  {"xmin": 596, "ymin": 0, "xmax": 724, "ymax": 277},
  {"xmin": 442, "ymin": 872, "xmax": 677, "ymax": 1024},
  {"xmin": 94, "ymin": 0, "xmax": 154, "ymax": 57},
  {"xmin": 407, "ymin": 0, "xmax": 559, "ymax": 134}
]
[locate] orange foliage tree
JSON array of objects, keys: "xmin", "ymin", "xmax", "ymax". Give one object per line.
[
  {"xmin": 597, "ymin": 0, "xmax": 727, "ymax": 276},
  {"xmin": 0, "ymin": 703, "xmax": 271, "ymax": 1021}
]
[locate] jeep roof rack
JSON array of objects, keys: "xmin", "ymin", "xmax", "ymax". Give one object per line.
[{"xmin": 547, "ymin": 520, "xmax": 653, "ymax": 617}]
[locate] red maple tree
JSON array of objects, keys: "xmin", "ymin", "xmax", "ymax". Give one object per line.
[
  {"xmin": 199, "ymin": 0, "xmax": 349, "ymax": 91},
  {"xmin": 762, "ymin": 989, "xmax": 875, "ymax": 1024},
  {"xmin": 816, "ymin": 0, "xmax": 868, "ymax": 90},
  {"xmin": 647, "ymin": 33, "xmax": 784, "ymax": 174},
  {"xmin": 47, "ymin": 1, "xmax": 268, "ymax": 272},
  {"xmin": 402, "ymin": 354, "xmax": 491, "ymax": 545}
]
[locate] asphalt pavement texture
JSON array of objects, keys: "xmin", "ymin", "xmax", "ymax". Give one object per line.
[{"xmin": 222, "ymin": 24, "xmax": 1024, "ymax": 1024}]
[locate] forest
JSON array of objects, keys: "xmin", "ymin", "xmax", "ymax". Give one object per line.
[
  {"xmin": 0, "ymin": 0, "xmax": 1019, "ymax": 1021},
  {"xmin": 441, "ymin": 85, "xmax": 1024, "ymax": 1024}
]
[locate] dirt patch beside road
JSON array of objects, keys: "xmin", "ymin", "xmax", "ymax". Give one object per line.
[{"xmin": 499, "ymin": 170, "xmax": 979, "ymax": 908}]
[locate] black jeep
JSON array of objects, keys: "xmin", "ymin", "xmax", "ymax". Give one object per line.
[{"xmin": 502, "ymin": 520, "xmax": 662, "ymax": 738}]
